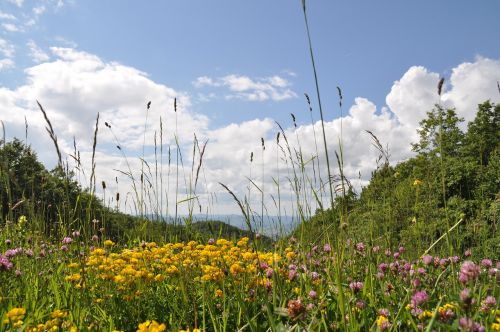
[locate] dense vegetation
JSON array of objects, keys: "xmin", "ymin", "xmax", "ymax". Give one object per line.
[
  {"xmin": 300, "ymin": 101, "xmax": 499, "ymax": 261},
  {"xmin": 0, "ymin": 99, "xmax": 498, "ymax": 331},
  {"xmin": 0, "ymin": 1, "xmax": 498, "ymax": 325},
  {"xmin": 0, "ymin": 139, "xmax": 266, "ymax": 246}
]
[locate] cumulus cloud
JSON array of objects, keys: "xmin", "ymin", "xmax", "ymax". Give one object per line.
[
  {"xmin": 442, "ymin": 57, "xmax": 500, "ymax": 123},
  {"xmin": 0, "ymin": 50, "xmax": 498, "ymax": 218},
  {"xmin": 386, "ymin": 66, "xmax": 440, "ymax": 128},
  {"xmin": 193, "ymin": 74, "xmax": 297, "ymax": 102},
  {"xmin": 14, "ymin": 47, "xmax": 208, "ymax": 150},
  {"xmin": 27, "ymin": 40, "xmax": 50, "ymax": 63}
]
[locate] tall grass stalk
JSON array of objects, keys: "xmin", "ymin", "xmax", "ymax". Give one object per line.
[
  {"xmin": 436, "ymin": 78, "xmax": 454, "ymax": 257},
  {"xmin": 174, "ymin": 98, "xmax": 180, "ymax": 228},
  {"xmin": 301, "ymin": 1, "xmax": 335, "ymax": 213},
  {"xmin": 301, "ymin": 1, "xmax": 347, "ymax": 326}
]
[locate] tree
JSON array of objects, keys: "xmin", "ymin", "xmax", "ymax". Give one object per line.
[
  {"xmin": 0, "ymin": 139, "xmax": 47, "ymax": 222},
  {"xmin": 463, "ymin": 101, "xmax": 500, "ymax": 167},
  {"xmin": 412, "ymin": 105, "xmax": 465, "ymax": 157}
]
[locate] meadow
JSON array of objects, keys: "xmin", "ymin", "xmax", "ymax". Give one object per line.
[{"xmin": 1, "ymin": 3, "xmax": 499, "ymax": 332}]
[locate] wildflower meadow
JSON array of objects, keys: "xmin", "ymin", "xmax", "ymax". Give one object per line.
[{"xmin": 1, "ymin": 1, "xmax": 499, "ymax": 332}]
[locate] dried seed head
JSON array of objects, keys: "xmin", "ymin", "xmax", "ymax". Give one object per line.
[
  {"xmin": 304, "ymin": 93, "xmax": 311, "ymax": 105},
  {"xmin": 437, "ymin": 78, "xmax": 445, "ymax": 96},
  {"xmin": 337, "ymin": 86, "xmax": 343, "ymax": 107}
]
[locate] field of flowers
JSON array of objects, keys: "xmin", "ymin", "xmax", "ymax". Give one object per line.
[{"xmin": 0, "ymin": 216, "xmax": 499, "ymax": 331}]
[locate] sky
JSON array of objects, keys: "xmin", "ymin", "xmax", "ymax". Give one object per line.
[{"xmin": 1, "ymin": 0, "xmax": 499, "ymax": 222}]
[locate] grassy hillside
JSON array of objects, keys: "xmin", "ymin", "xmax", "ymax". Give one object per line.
[{"xmin": 293, "ymin": 101, "xmax": 499, "ymax": 260}]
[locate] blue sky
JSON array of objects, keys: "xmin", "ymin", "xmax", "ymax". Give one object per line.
[
  {"xmin": 1, "ymin": 0, "xmax": 499, "ymax": 218},
  {"xmin": 3, "ymin": 0, "xmax": 499, "ymax": 125}
]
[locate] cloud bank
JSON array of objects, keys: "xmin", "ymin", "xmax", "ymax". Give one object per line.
[{"xmin": 0, "ymin": 48, "xmax": 498, "ymax": 219}]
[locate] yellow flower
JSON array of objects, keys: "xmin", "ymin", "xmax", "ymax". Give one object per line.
[
  {"xmin": 237, "ymin": 237, "xmax": 249, "ymax": 247},
  {"xmin": 418, "ymin": 310, "xmax": 433, "ymax": 320},
  {"xmin": 492, "ymin": 320, "xmax": 500, "ymax": 330},
  {"xmin": 3, "ymin": 307, "xmax": 26, "ymax": 325},
  {"xmin": 215, "ymin": 289, "xmax": 223, "ymax": 298},
  {"xmin": 438, "ymin": 302, "xmax": 456, "ymax": 314},
  {"xmin": 229, "ymin": 263, "xmax": 244, "ymax": 275},
  {"xmin": 50, "ymin": 309, "xmax": 68, "ymax": 319},
  {"xmin": 113, "ymin": 274, "xmax": 126, "ymax": 283},
  {"xmin": 65, "ymin": 273, "xmax": 81, "ymax": 282},
  {"xmin": 154, "ymin": 274, "xmax": 165, "ymax": 282},
  {"xmin": 376, "ymin": 315, "xmax": 388, "ymax": 327},
  {"xmin": 137, "ymin": 320, "xmax": 166, "ymax": 332},
  {"xmin": 413, "ymin": 179, "xmax": 423, "ymax": 186},
  {"xmin": 104, "ymin": 239, "xmax": 115, "ymax": 247},
  {"xmin": 4, "ymin": 307, "xmax": 26, "ymax": 320},
  {"xmin": 91, "ymin": 248, "xmax": 106, "ymax": 255},
  {"xmin": 492, "ymin": 318, "xmax": 500, "ymax": 331},
  {"xmin": 18, "ymin": 215, "xmax": 27, "ymax": 227}
]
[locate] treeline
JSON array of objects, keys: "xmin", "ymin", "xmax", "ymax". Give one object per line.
[
  {"xmin": 0, "ymin": 139, "xmax": 267, "ymax": 244},
  {"xmin": 301, "ymin": 101, "xmax": 499, "ymax": 259}
]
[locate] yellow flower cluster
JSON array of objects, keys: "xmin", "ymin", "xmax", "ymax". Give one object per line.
[
  {"xmin": 66, "ymin": 237, "xmax": 282, "ymax": 300},
  {"xmin": 26, "ymin": 309, "xmax": 76, "ymax": 332},
  {"xmin": 3, "ymin": 307, "xmax": 26, "ymax": 328},
  {"xmin": 437, "ymin": 302, "xmax": 456, "ymax": 317},
  {"xmin": 492, "ymin": 317, "xmax": 500, "ymax": 331},
  {"xmin": 137, "ymin": 320, "xmax": 166, "ymax": 332},
  {"xmin": 492, "ymin": 311, "xmax": 500, "ymax": 331}
]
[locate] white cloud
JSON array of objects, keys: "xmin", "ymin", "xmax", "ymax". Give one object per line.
[
  {"xmin": 386, "ymin": 66, "xmax": 440, "ymax": 128},
  {"xmin": 5, "ymin": 0, "xmax": 24, "ymax": 7},
  {"xmin": 27, "ymin": 40, "xmax": 50, "ymax": 63},
  {"xmin": 0, "ymin": 11, "xmax": 17, "ymax": 20},
  {"xmin": 193, "ymin": 74, "xmax": 297, "ymax": 102},
  {"xmin": 442, "ymin": 57, "xmax": 500, "ymax": 123},
  {"xmin": 14, "ymin": 47, "xmax": 208, "ymax": 150},
  {"xmin": 33, "ymin": 6, "xmax": 46, "ymax": 16},
  {"xmin": 192, "ymin": 76, "xmax": 219, "ymax": 88},
  {"xmin": 0, "ymin": 58, "xmax": 15, "ymax": 71},
  {"xmin": 2, "ymin": 22, "xmax": 20, "ymax": 32},
  {"xmin": 0, "ymin": 38, "xmax": 15, "ymax": 58}
]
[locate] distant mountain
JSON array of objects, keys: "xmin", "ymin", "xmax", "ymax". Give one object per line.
[{"xmin": 154, "ymin": 214, "xmax": 298, "ymax": 238}]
